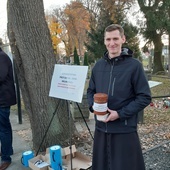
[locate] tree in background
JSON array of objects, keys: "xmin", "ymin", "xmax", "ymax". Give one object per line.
[
  {"xmin": 45, "ymin": 0, "xmax": 142, "ymax": 64},
  {"xmin": 46, "ymin": 15, "xmax": 62, "ymax": 58},
  {"xmin": 83, "ymin": 52, "xmax": 88, "ymax": 66},
  {"xmin": 85, "ymin": 26, "xmax": 106, "ymax": 62},
  {"xmin": 48, "ymin": 8, "xmax": 73, "ymax": 57},
  {"xmin": 80, "ymin": 0, "xmax": 100, "ymax": 28},
  {"xmin": 123, "ymin": 22, "xmax": 141, "ymax": 60},
  {"xmin": 137, "ymin": 0, "xmax": 170, "ymax": 74},
  {"xmin": 74, "ymin": 47, "xmax": 80, "ymax": 65},
  {"xmin": 7, "ymin": 0, "xmax": 77, "ymax": 152},
  {"xmin": 64, "ymin": 1, "xmax": 90, "ymax": 57},
  {"xmin": 51, "ymin": 1, "xmax": 90, "ymax": 57},
  {"xmin": 50, "ymin": 0, "xmax": 139, "ymax": 64}
]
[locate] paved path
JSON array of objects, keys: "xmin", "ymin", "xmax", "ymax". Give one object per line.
[{"xmin": 6, "ymin": 110, "xmax": 32, "ymax": 170}]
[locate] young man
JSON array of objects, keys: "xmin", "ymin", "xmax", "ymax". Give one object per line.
[
  {"xmin": 87, "ymin": 24, "xmax": 151, "ymax": 170},
  {"xmin": 0, "ymin": 47, "xmax": 16, "ymax": 170}
]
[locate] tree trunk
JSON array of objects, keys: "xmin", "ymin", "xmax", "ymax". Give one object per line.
[
  {"xmin": 152, "ymin": 34, "xmax": 164, "ymax": 74},
  {"xmin": 137, "ymin": 0, "xmax": 168, "ymax": 74},
  {"xmin": 7, "ymin": 0, "xmax": 77, "ymax": 152}
]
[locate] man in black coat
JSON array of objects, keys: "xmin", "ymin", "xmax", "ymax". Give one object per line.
[
  {"xmin": 0, "ymin": 47, "xmax": 16, "ymax": 169},
  {"xmin": 87, "ymin": 24, "xmax": 151, "ymax": 170}
]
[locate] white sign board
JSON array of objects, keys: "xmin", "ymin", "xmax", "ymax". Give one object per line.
[
  {"xmin": 49, "ymin": 64, "xmax": 88, "ymax": 103},
  {"xmin": 148, "ymin": 80, "xmax": 162, "ymax": 88}
]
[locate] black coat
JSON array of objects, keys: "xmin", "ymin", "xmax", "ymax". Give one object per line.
[
  {"xmin": 0, "ymin": 48, "xmax": 16, "ymax": 107},
  {"xmin": 87, "ymin": 48, "xmax": 151, "ymax": 133}
]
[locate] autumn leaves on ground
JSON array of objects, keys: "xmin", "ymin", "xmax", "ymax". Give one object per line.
[
  {"xmin": 138, "ymin": 76, "xmax": 170, "ymax": 151},
  {"xmin": 73, "ymin": 76, "xmax": 170, "ymax": 154}
]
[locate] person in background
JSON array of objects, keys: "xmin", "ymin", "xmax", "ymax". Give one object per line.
[
  {"xmin": 0, "ymin": 47, "xmax": 16, "ymax": 170},
  {"xmin": 87, "ymin": 24, "xmax": 151, "ymax": 170}
]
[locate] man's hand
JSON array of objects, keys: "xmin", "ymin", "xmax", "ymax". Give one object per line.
[{"xmin": 104, "ymin": 108, "xmax": 119, "ymax": 123}]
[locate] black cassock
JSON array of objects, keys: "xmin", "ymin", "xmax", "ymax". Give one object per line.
[{"xmin": 92, "ymin": 129, "xmax": 145, "ymax": 170}]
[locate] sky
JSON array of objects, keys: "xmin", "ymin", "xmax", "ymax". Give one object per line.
[{"xmin": 0, "ymin": 0, "xmax": 71, "ymax": 38}]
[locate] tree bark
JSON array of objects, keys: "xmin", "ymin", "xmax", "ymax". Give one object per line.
[
  {"xmin": 7, "ymin": 0, "xmax": 77, "ymax": 152},
  {"xmin": 152, "ymin": 34, "xmax": 164, "ymax": 74}
]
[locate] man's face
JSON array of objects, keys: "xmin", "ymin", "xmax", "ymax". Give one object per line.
[{"xmin": 104, "ymin": 30, "xmax": 125, "ymax": 58}]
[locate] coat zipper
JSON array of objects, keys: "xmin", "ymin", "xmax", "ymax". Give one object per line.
[
  {"xmin": 125, "ymin": 119, "xmax": 127, "ymax": 125},
  {"xmin": 107, "ymin": 64, "xmax": 114, "ymax": 95},
  {"xmin": 106, "ymin": 63, "xmax": 115, "ymax": 132},
  {"xmin": 111, "ymin": 78, "xmax": 115, "ymax": 96}
]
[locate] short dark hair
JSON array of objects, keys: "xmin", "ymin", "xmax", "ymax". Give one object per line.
[{"xmin": 104, "ymin": 24, "xmax": 124, "ymax": 37}]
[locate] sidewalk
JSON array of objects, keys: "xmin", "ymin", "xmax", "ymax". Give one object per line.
[
  {"xmin": 7, "ymin": 110, "xmax": 32, "ymax": 170},
  {"xmin": 6, "ymin": 110, "xmax": 95, "ymax": 170}
]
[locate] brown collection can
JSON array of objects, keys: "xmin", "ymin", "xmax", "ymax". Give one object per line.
[{"xmin": 93, "ymin": 93, "xmax": 108, "ymax": 115}]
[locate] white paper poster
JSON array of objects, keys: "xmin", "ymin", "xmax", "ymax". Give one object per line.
[{"xmin": 49, "ymin": 64, "xmax": 88, "ymax": 103}]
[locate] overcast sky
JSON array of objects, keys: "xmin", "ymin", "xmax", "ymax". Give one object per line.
[{"xmin": 0, "ymin": 0, "xmax": 71, "ymax": 38}]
